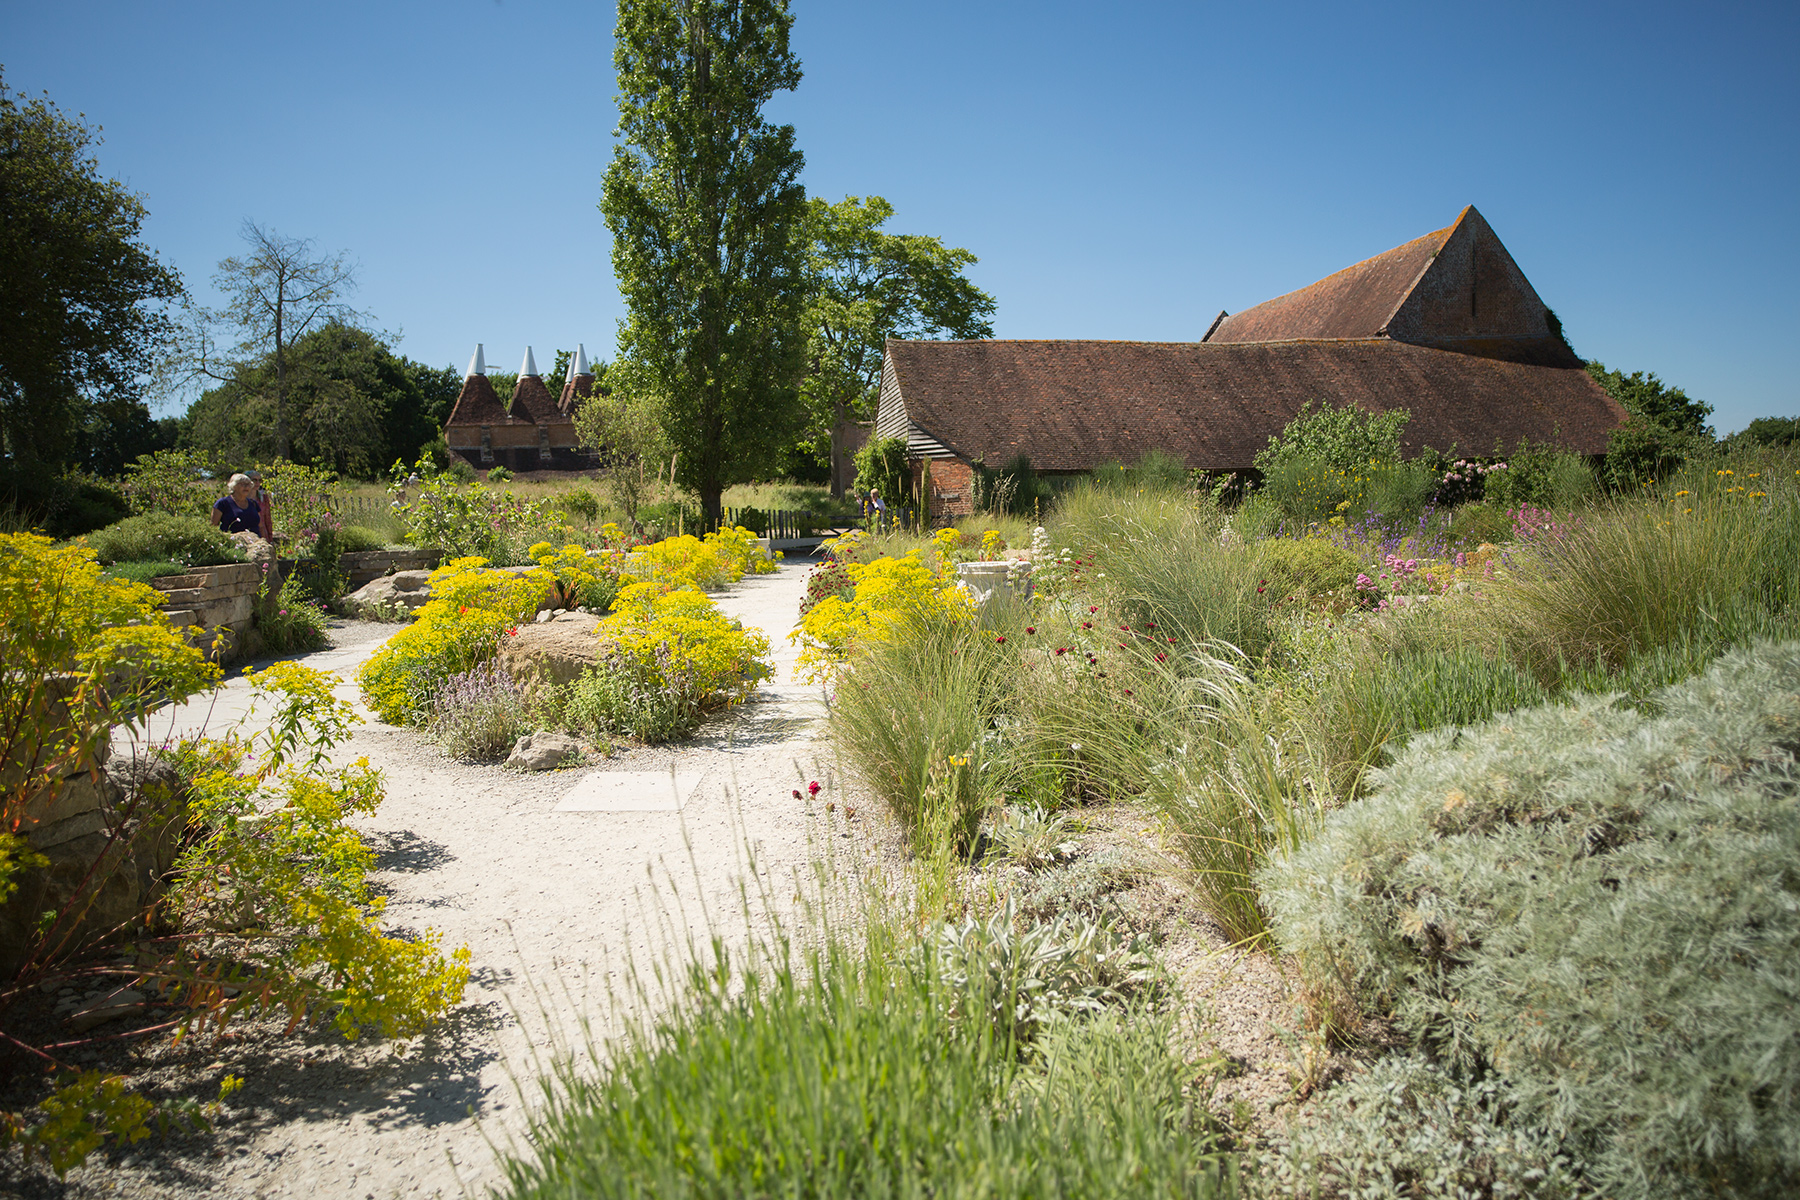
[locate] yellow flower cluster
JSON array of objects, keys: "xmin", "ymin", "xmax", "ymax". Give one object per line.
[
  {"xmin": 598, "ymin": 580, "xmax": 771, "ymax": 705},
  {"xmin": 790, "ymin": 550, "xmax": 974, "ymax": 682},
  {"xmin": 356, "ymin": 556, "xmax": 551, "ymax": 726},
  {"xmin": 624, "ymin": 526, "xmax": 774, "ymax": 591}
]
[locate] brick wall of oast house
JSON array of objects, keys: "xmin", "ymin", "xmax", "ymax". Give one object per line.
[{"xmin": 446, "ymin": 419, "xmax": 590, "ymax": 472}]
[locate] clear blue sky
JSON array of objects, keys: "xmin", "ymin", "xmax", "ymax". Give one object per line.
[{"xmin": 5, "ymin": 0, "xmax": 1796, "ymax": 433}]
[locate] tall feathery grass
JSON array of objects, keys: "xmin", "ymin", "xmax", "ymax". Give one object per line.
[{"xmin": 1475, "ymin": 483, "xmax": 1800, "ymax": 685}]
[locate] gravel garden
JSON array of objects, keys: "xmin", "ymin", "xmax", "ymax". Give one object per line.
[{"xmin": 5, "ymin": 405, "xmax": 1800, "ymax": 1198}]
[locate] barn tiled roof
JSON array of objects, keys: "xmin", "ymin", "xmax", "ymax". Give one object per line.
[
  {"xmin": 445, "ymin": 373, "xmax": 508, "ymax": 426},
  {"xmin": 882, "ymin": 338, "xmax": 1626, "ymax": 471},
  {"xmin": 1206, "ymin": 224, "xmax": 1452, "ymax": 344}
]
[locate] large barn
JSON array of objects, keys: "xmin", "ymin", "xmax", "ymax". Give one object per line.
[
  {"xmin": 444, "ymin": 345, "xmax": 597, "ymax": 473},
  {"xmin": 874, "ymin": 206, "xmax": 1627, "ymax": 519}
]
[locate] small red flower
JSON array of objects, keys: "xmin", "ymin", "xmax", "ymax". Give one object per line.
[
  {"xmin": 1167, "ymin": 637, "xmax": 1175, "ymax": 644},
  {"xmin": 1144, "ymin": 623, "xmax": 1157, "ymax": 631},
  {"xmin": 1025, "ymin": 626, "xmax": 1036, "ymax": 634},
  {"xmin": 1081, "ymin": 621, "xmax": 1092, "ymax": 630},
  {"xmin": 1088, "ymin": 606, "xmax": 1098, "ymax": 613},
  {"xmin": 1123, "ymin": 688, "xmax": 1133, "ymax": 697},
  {"xmin": 808, "ymin": 780, "xmax": 821, "ymax": 796},
  {"xmin": 792, "ymin": 789, "xmax": 802, "ymax": 799},
  {"xmin": 995, "ymin": 635, "xmax": 1007, "ymax": 644},
  {"xmin": 1155, "ymin": 652, "xmax": 1168, "ymax": 663},
  {"xmin": 1055, "ymin": 647, "xmax": 1067, "ymax": 656}
]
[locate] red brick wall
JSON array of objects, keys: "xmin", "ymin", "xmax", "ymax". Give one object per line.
[{"xmin": 920, "ymin": 458, "xmax": 975, "ymax": 523}]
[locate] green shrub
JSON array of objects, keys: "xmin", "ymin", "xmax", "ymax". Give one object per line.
[
  {"xmin": 562, "ymin": 655, "xmax": 702, "ymax": 745},
  {"xmin": 1252, "ymin": 536, "xmax": 1361, "ymax": 600},
  {"xmin": 1255, "ymin": 1055, "xmax": 1582, "ymax": 1198},
  {"xmin": 1253, "ymin": 399, "xmax": 1408, "ymax": 475},
  {"xmin": 82, "ymin": 512, "xmax": 246, "ymax": 567},
  {"xmin": 335, "ymin": 524, "xmax": 387, "ymax": 553},
  {"xmin": 1481, "ymin": 439, "xmax": 1595, "ymax": 510},
  {"xmin": 256, "ymin": 570, "xmax": 329, "ymax": 655},
  {"xmin": 1440, "ymin": 500, "xmax": 1514, "ymax": 549},
  {"xmin": 487, "ymin": 465, "xmax": 514, "ymax": 482},
  {"xmin": 1259, "ymin": 640, "xmax": 1800, "ymax": 1199},
  {"xmin": 558, "ymin": 486, "xmax": 601, "ymax": 522},
  {"xmin": 428, "ymin": 661, "xmax": 532, "ymax": 761}
]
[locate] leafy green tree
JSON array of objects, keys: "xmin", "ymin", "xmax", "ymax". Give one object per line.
[
  {"xmin": 601, "ymin": 0, "xmax": 809, "ymax": 530},
  {"xmin": 574, "ymin": 364, "xmax": 671, "ymax": 526},
  {"xmin": 208, "ymin": 223, "xmax": 362, "ymax": 461},
  {"xmin": 0, "ymin": 73, "xmax": 183, "ymax": 485},
  {"xmin": 1586, "ymin": 360, "xmax": 1714, "ymax": 440},
  {"xmin": 802, "ymin": 195, "xmax": 995, "ymax": 492},
  {"xmin": 1729, "ymin": 415, "xmax": 1800, "ymax": 449},
  {"xmin": 183, "ymin": 323, "xmax": 448, "ymax": 476}
]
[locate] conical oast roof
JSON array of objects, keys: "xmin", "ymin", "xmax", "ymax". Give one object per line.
[
  {"xmin": 447, "ymin": 343, "xmax": 507, "ymax": 425},
  {"xmin": 510, "ymin": 345, "xmax": 561, "ymax": 423},
  {"xmin": 559, "ymin": 341, "xmax": 597, "ymax": 414}
]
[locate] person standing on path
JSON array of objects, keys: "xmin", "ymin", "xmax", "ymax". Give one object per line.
[
  {"xmin": 865, "ymin": 486, "xmax": 886, "ymax": 533},
  {"xmin": 245, "ymin": 468, "xmax": 275, "ymax": 540},
  {"xmin": 211, "ymin": 473, "xmax": 264, "ymax": 535}
]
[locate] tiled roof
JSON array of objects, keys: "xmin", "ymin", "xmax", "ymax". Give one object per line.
[
  {"xmin": 509, "ymin": 375, "xmax": 565, "ymax": 425},
  {"xmin": 445, "ymin": 374, "xmax": 508, "ymax": 426},
  {"xmin": 558, "ymin": 372, "xmax": 595, "ymax": 416},
  {"xmin": 1207, "ymin": 224, "xmax": 1452, "ymax": 344},
  {"xmin": 1206, "ymin": 206, "xmax": 1579, "ymax": 367},
  {"xmin": 882, "ymin": 338, "xmax": 1626, "ymax": 471}
]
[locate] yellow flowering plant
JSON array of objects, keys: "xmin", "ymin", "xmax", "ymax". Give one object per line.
[
  {"xmin": 790, "ymin": 551, "xmax": 975, "ymax": 682},
  {"xmin": 356, "ymin": 556, "xmax": 551, "ymax": 726},
  {"xmin": 596, "ymin": 581, "xmax": 772, "ymax": 709}
]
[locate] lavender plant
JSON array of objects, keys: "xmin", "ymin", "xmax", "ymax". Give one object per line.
[{"xmin": 427, "ymin": 661, "xmax": 531, "ymax": 761}]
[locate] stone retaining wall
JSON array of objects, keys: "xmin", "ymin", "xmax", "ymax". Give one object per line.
[
  {"xmin": 339, "ymin": 548, "xmax": 441, "ymax": 592},
  {"xmin": 151, "ymin": 561, "xmax": 268, "ymax": 660}
]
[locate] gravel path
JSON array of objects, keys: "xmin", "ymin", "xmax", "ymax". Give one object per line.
[{"xmin": 48, "ymin": 554, "xmax": 874, "ymax": 1200}]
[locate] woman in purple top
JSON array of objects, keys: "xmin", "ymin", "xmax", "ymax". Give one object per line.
[{"xmin": 211, "ymin": 473, "xmax": 264, "ymax": 535}]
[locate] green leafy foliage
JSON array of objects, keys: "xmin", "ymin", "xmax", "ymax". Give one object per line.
[
  {"xmin": 1252, "ymin": 400, "xmax": 1409, "ymax": 475},
  {"xmin": 427, "ymin": 661, "xmax": 532, "ymax": 762},
  {"xmin": 1255, "ymin": 1056, "xmax": 1581, "ymax": 1198},
  {"xmin": 1587, "ymin": 359, "xmax": 1714, "ymax": 439},
  {"xmin": 1259, "ymin": 640, "xmax": 1800, "ymax": 1199},
  {"xmin": 81, "ymin": 512, "xmax": 245, "ymax": 567},
  {"xmin": 851, "ymin": 432, "xmax": 911, "ymax": 508},
  {"xmin": 0, "ymin": 72, "xmax": 183, "ymax": 482},
  {"xmin": 800, "ymin": 194, "xmax": 995, "ymax": 466},
  {"xmin": 495, "ymin": 913, "xmax": 1232, "ymax": 1198}
]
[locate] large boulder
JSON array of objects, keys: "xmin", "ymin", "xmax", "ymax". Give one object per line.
[
  {"xmin": 342, "ymin": 570, "xmax": 434, "ymax": 616},
  {"xmin": 506, "ymin": 731, "xmax": 587, "ymax": 771},
  {"xmin": 497, "ymin": 610, "xmax": 603, "ymax": 705}
]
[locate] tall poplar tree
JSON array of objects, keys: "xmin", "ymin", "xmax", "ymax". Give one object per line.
[{"xmin": 601, "ymin": 0, "xmax": 808, "ymax": 529}]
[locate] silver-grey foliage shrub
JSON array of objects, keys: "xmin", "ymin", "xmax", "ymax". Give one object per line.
[
  {"xmin": 1254, "ymin": 1055, "xmax": 1583, "ymax": 1199},
  {"xmin": 1258, "ymin": 640, "xmax": 1800, "ymax": 1198}
]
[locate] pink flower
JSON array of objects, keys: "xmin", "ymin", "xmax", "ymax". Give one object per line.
[{"xmin": 808, "ymin": 781, "xmax": 821, "ymax": 796}]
